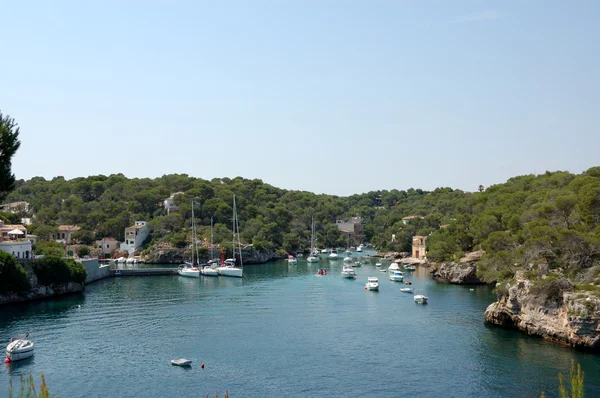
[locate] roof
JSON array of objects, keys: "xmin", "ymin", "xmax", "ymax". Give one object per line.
[
  {"xmin": 0, "ymin": 224, "xmax": 27, "ymax": 231},
  {"xmin": 413, "ymin": 235, "xmax": 428, "ymax": 239},
  {"xmin": 58, "ymin": 225, "xmax": 81, "ymax": 232}
]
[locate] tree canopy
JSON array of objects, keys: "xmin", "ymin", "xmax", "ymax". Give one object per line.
[{"xmin": 0, "ymin": 110, "xmax": 22, "ymax": 202}]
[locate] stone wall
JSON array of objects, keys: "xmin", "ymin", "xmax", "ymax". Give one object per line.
[{"xmin": 79, "ymin": 258, "xmax": 112, "ymax": 284}]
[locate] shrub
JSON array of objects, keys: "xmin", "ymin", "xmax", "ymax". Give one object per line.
[
  {"xmin": 32, "ymin": 241, "xmax": 64, "ymax": 257},
  {"xmin": 67, "ymin": 259, "xmax": 87, "ymax": 284},
  {"xmin": 78, "ymin": 245, "xmax": 89, "ymax": 257},
  {"xmin": 0, "ymin": 251, "xmax": 31, "ymax": 293},
  {"xmin": 32, "ymin": 256, "xmax": 72, "ymax": 286}
]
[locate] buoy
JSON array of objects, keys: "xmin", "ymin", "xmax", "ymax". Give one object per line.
[
  {"xmin": 4, "ymin": 358, "xmax": 10, "ymax": 364},
  {"xmin": 201, "ymin": 363, "xmax": 205, "ymax": 369}
]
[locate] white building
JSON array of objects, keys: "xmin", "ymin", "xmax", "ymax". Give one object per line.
[
  {"xmin": 163, "ymin": 192, "xmax": 184, "ymax": 214},
  {"xmin": 0, "ymin": 240, "xmax": 32, "ymax": 259},
  {"xmin": 124, "ymin": 221, "xmax": 149, "ymax": 255}
]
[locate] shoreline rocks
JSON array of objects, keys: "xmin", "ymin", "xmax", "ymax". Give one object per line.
[
  {"xmin": 431, "ymin": 262, "xmax": 485, "ymax": 285},
  {"xmin": 144, "ymin": 245, "xmax": 277, "ymax": 265},
  {"xmin": 0, "ymin": 282, "xmax": 84, "ymax": 306},
  {"xmin": 484, "ymin": 271, "xmax": 600, "ymax": 351}
]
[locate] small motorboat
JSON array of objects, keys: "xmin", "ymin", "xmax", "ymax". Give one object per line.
[
  {"xmin": 365, "ymin": 277, "xmax": 379, "ymax": 291},
  {"xmin": 375, "ymin": 262, "xmax": 382, "ymax": 267},
  {"xmin": 414, "ymin": 289, "xmax": 428, "ymax": 304},
  {"xmin": 317, "ymin": 269, "xmax": 327, "ymax": 275},
  {"xmin": 400, "ymin": 287, "xmax": 413, "ymax": 293},
  {"xmin": 6, "ymin": 335, "xmax": 35, "ymax": 362},
  {"xmin": 287, "ymin": 255, "xmax": 298, "ymax": 264},
  {"xmin": 405, "ymin": 265, "xmax": 416, "ymax": 271},
  {"xmin": 388, "ymin": 263, "xmax": 401, "ymax": 271},
  {"xmin": 329, "ymin": 249, "xmax": 339, "ymax": 260},
  {"xmin": 405, "ymin": 281, "xmax": 412, "ymax": 285},
  {"xmin": 343, "ymin": 256, "xmax": 353, "ymax": 263},
  {"xmin": 341, "ymin": 264, "xmax": 356, "ymax": 279},
  {"xmin": 353, "ymin": 261, "xmax": 361, "ymax": 267},
  {"xmin": 171, "ymin": 358, "xmax": 192, "ymax": 366},
  {"xmin": 389, "ymin": 271, "xmax": 404, "ymax": 282}
]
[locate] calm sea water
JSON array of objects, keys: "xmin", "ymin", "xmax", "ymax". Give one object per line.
[{"xmin": 1, "ymin": 255, "xmax": 599, "ymax": 397}]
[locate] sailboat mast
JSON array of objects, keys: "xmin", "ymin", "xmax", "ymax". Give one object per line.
[
  {"xmin": 232, "ymin": 195, "xmax": 236, "ymax": 263},
  {"xmin": 210, "ymin": 217, "xmax": 214, "ymax": 262},
  {"xmin": 191, "ymin": 201, "xmax": 195, "ymax": 266}
]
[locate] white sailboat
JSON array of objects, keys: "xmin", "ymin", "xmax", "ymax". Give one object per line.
[
  {"xmin": 178, "ymin": 201, "xmax": 200, "ymax": 278},
  {"xmin": 307, "ymin": 216, "xmax": 320, "ymax": 263},
  {"xmin": 201, "ymin": 217, "xmax": 219, "ymax": 277},
  {"xmin": 217, "ymin": 195, "xmax": 243, "ymax": 278}
]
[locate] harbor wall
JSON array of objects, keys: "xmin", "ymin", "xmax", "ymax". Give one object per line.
[{"xmin": 80, "ymin": 258, "xmax": 112, "ymax": 284}]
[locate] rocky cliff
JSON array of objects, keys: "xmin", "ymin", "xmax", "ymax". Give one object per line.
[
  {"xmin": 432, "ymin": 262, "xmax": 485, "ymax": 284},
  {"xmin": 484, "ymin": 271, "xmax": 600, "ymax": 351},
  {"xmin": 144, "ymin": 244, "xmax": 277, "ymax": 265}
]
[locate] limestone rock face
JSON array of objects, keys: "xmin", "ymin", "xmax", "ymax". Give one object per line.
[
  {"xmin": 145, "ymin": 245, "xmax": 277, "ymax": 265},
  {"xmin": 432, "ymin": 262, "xmax": 484, "ymax": 285},
  {"xmin": 484, "ymin": 272, "xmax": 600, "ymax": 351}
]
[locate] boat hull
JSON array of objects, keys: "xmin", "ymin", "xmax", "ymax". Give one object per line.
[
  {"xmin": 178, "ymin": 269, "xmax": 200, "ymax": 278},
  {"xmin": 389, "ymin": 276, "xmax": 404, "ymax": 281},
  {"xmin": 414, "ymin": 295, "xmax": 428, "ymax": 304},
  {"xmin": 218, "ymin": 267, "xmax": 243, "ymax": 278},
  {"xmin": 6, "ymin": 340, "xmax": 35, "ymax": 361},
  {"xmin": 306, "ymin": 257, "xmax": 320, "ymax": 263},
  {"xmin": 201, "ymin": 268, "xmax": 218, "ymax": 276}
]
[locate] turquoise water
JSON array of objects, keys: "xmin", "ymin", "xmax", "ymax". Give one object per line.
[{"xmin": 1, "ymin": 257, "xmax": 599, "ymax": 397}]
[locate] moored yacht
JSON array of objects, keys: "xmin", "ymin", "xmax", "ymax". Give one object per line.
[
  {"xmin": 414, "ymin": 289, "xmax": 428, "ymax": 304},
  {"xmin": 341, "ymin": 264, "xmax": 356, "ymax": 279},
  {"xmin": 178, "ymin": 264, "xmax": 200, "ymax": 278},
  {"xmin": 329, "ymin": 249, "xmax": 339, "ymax": 260},
  {"xmin": 389, "ymin": 271, "xmax": 404, "ymax": 282},
  {"xmin": 365, "ymin": 277, "xmax": 379, "ymax": 291},
  {"xmin": 6, "ymin": 334, "xmax": 34, "ymax": 362}
]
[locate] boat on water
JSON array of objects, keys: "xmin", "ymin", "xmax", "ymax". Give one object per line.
[
  {"xmin": 307, "ymin": 217, "xmax": 320, "ymax": 263},
  {"xmin": 405, "ymin": 265, "xmax": 416, "ymax": 271},
  {"xmin": 320, "ymin": 249, "xmax": 328, "ymax": 254},
  {"xmin": 365, "ymin": 277, "xmax": 379, "ymax": 291},
  {"xmin": 341, "ymin": 264, "xmax": 356, "ymax": 279},
  {"xmin": 288, "ymin": 255, "xmax": 298, "ymax": 264},
  {"xmin": 389, "ymin": 271, "xmax": 404, "ymax": 281},
  {"xmin": 178, "ymin": 201, "xmax": 200, "ymax": 278},
  {"xmin": 329, "ymin": 249, "xmax": 339, "ymax": 260},
  {"xmin": 353, "ymin": 261, "xmax": 361, "ymax": 267},
  {"xmin": 296, "ymin": 252, "xmax": 304, "ymax": 258},
  {"xmin": 201, "ymin": 265, "xmax": 218, "ymax": 276},
  {"xmin": 343, "ymin": 256, "xmax": 353, "ymax": 263},
  {"xmin": 317, "ymin": 268, "xmax": 327, "ymax": 275},
  {"xmin": 216, "ymin": 195, "xmax": 243, "ymax": 278},
  {"xmin": 6, "ymin": 334, "xmax": 34, "ymax": 362},
  {"xmin": 171, "ymin": 358, "xmax": 192, "ymax": 367},
  {"xmin": 414, "ymin": 289, "xmax": 428, "ymax": 304},
  {"xmin": 400, "ymin": 287, "xmax": 413, "ymax": 293},
  {"xmin": 357, "ymin": 244, "xmax": 363, "ymax": 252},
  {"xmin": 388, "ymin": 263, "xmax": 401, "ymax": 271}
]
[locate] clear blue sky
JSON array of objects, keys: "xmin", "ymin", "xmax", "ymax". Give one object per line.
[{"xmin": 1, "ymin": 1, "xmax": 598, "ymax": 196}]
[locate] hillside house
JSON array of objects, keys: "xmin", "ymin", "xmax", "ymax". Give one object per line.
[{"xmin": 412, "ymin": 235, "xmax": 427, "ymax": 259}]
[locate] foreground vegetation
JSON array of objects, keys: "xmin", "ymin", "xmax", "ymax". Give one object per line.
[{"xmin": 0, "ymin": 253, "xmax": 86, "ymax": 294}]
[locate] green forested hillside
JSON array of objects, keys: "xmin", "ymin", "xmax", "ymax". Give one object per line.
[{"xmin": 4, "ymin": 168, "xmax": 600, "ymax": 289}]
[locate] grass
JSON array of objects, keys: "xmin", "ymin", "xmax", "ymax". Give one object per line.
[
  {"xmin": 8, "ymin": 372, "xmax": 52, "ymax": 398},
  {"xmin": 541, "ymin": 360, "xmax": 585, "ymax": 398}
]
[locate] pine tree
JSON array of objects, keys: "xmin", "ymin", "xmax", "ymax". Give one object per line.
[{"xmin": 0, "ymin": 110, "xmax": 22, "ymax": 202}]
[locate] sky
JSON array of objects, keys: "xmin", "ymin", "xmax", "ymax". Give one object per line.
[{"xmin": 1, "ymin": 0, "xmax": 598, "ymax": 196}]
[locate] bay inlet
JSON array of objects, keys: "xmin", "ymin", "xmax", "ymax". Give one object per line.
[{"xmin": 1, "ymin": 257, "xmax": 599, "ymax": 397}]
